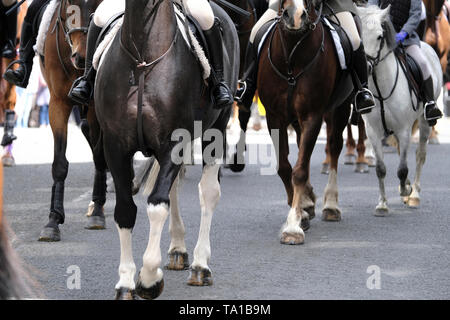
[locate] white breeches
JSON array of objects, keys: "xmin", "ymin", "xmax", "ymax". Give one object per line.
[
  {"xmin": 2, "ymin": 0, "xmax": 16, "ymax": 6},
  {"xmin": 250, "ymin": 1, "xmax": 278, "ymax": 43},
  {"xmin": 94, "ymin": 0, "xmax": 215, "ymax": 31},
  {"xmin": 93, "ymin": 0, "xmax": 125, "ymax": 28},
  {"xmin": 330, "ymin": 12, "xmax": 361, "ymax": 51},
  {"xmin": 183, "ymin": 0, "xmax": 215, "ymax": 30}
]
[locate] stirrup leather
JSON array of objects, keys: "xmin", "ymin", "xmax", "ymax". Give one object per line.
[{"xmin": 354, "ymin": 88, "xmax": 376, "ymax": 113}]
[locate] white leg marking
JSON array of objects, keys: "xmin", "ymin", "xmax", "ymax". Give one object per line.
[
  {"xmin": 282, "ymin": 206, "xmax": 305, "ymax": 235},
  {"xmin": 323, "ymin": 169, "xmax": 340, "ymax": 212},
  {"xmin": 139, "ymin": 203, "xmax": 169, "ymax": 287},
  {"xmin": 115, "ymin": 226, "xmax": 136, "ymax": 290},
  {"xmin": 192, "ymin": 164, "xmax": 221, "ymax": 270}
]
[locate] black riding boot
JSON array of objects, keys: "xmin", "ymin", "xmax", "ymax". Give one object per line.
[
  {"xmin": 235, "ymin": 42, "xmax": 258, "ymax": 111},
  {"xmin": 2, "ymin": 20, "xmax": 35, "ymax": 88},
  {"xmin": 68, "ymin": 22, "xmax": 102, "ymax": 105},
  {"xmin": 422, "ymin": 77, "xmax": 443, "ymax": 126},
  {"xmin": 1, "ymin": 4, "xmax": 17, "ymax": 59},
  {"xmin": 1, "ymin": 110, "xmax": 17, "ymax": 147},
  {"xmin": 352, "ymin": 44, "xmax": 375, "ymax": 114},
  {"xmin": 204, "ymin": 19, "xmax": 234, "ymax": 109}
]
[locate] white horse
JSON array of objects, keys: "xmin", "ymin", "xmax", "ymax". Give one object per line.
[{"xmin": 358, "ymin": 5, "xmax": 442, "ymax": 216}]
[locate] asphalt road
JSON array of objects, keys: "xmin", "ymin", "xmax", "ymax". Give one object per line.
[{"xmin": 3, "ymin": 126, "xmax": 450, "ymax": 301}]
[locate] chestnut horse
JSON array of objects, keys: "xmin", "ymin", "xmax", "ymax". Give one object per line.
[
  {"xmin": 423, "ymin": 0, "xmax": 450, "ymax": 144},
  {"xmin": 37, "ymin": 0, "xmax": 105, "ymax": 242},
  {"xmin": 258, "ymin": 0, "xmax": 354, "ymax": 244},
  {"xmin": 0, "ymin": 3, "xmax": 27, "ymax": 166},
  {"xmin": 424, "ymin": 0, "xmax": 450, "ymax": 73}
]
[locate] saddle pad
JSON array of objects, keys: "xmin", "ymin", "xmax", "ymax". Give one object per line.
[
  {"xmin": 36, "ymin": 0, "xmax": 59, "ymax": 56},
  {"xmin": 254, "ymin": 17, "xmax": 350, "ymax": 70},
  {"xmin": 95, "ymin": 4, "xmax": 211, "ymax": 80},
  {"xmin": 322, "ymin": 17, "xmax": 349, "ymax": 70}
]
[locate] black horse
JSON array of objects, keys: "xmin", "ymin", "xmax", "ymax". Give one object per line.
[{"xmin": 95, "ymin": 0, "xmax": 239, "ymax": 299}]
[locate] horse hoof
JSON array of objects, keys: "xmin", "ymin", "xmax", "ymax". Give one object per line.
[
  {"xmin": 354, "ymin": 162, "xmax": 369, "ymax": 173},
  {"xmin": 304, "ymin": 206, "xmax": 315, "ymax": 220},
  {"xmin": 402, "ymin": 196, "xmax": 409, "ymax": 204},
  {"xmin": 300, "ymin": 218, "xmax": 310, "ymax": 231},
  {"xmin": 38, "ymin": 226, "xmax": 61, "ymax": 242},
  {"xmin": 366, "ymin": 156, "xmax": 376, "ymax": 167},
  {"xmin": 85, "ymin": 215, "xmax": 106, "ymax": 230},
  {"xmin": 187, "ymin": 267, "xmax": 213, "ymax": 286},
  {"xmin": 428, "ymin": 136, "xmax": 440, "ymax": 145},
  {"xmin": 374, "ymin": 208, "xmax": 389, "ymax": 217},
  {"xmin": 165, "ymin": 251, "xmax": 189, "ymax": 271},
  {"xmin": 114, "ymin": 288, "xmax": 137, "ymax": 300},
  {"xmin": 344, "ymin": 154, "xmax": 356, "ymax": 165},
  {"xmin": 136, "ymin": 278, "xmax": 164, "ymax": 300},
  {"xmin": 280, "ymin": 231, "xmax": 305, "ymax": 245},
  {"xmin": 407, "ymin": 197, "xmax": 420, "ymax": 208},
  {"xmin": 321, "ymin": 163, "xmax": 329, "ymax": 175},
  {"xmin": 2, "ymin": 155, "xmax": 15, "ymax": 167},
  {"xmin": 322, "ymin": 208, "xmax": 341, "ymax": 222}
]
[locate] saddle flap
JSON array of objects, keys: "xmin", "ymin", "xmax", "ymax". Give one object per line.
[
  {"xmin": 322, "ymin": 17, "xmax": 352, "ymax": 70},
  {"xmin": 395, "ymin": 47, "xmax": 423, "ymax": 98}
]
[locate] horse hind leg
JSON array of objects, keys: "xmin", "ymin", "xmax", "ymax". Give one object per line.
[
  {"xmin": 344, "ymin": 124, "xmax": 357, "ymax": 165},
  {"xmin": 355, "ymin": 119, "xmax": 369, "ymax": 173},
  {"xmin": 187, "ymin": 162, "xmax": 221, "ymax": 286},
  {"xmin": 322, "ymin": 105, "xmax": 350, "ymax": 222},
  {"xmin": 165, "ymin": 170, "xmax": 189, "ymax": 271},
  {"xmin": 408, "ymin": 117, "xmax": 431, "ymax": 208},
  {"xmin": 396, "ymin": 132, "xmax": 413, "ymax": 204}
]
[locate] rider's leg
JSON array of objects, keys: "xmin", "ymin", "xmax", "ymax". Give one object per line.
[
  {"xmin": 406, "ymin": 44, "xmax": 443, "ymax": 126},
  {"xmin": 236, "ymin": 0, "xmax": 279, "ymax": 109},
  {"xmin": 1, "ymin": 0, "xmax": 18, "ymax": 59},
  {"xmin": 333, "ymin": 12, "xmax": 375, "ymax": 114},
  {"xmin": 2, "ymin": 0, "xmax": 48, "ymax": 88},
  {"xmin": 185, "ymin": 0, "xmax": 233, "ymax": 108},
  {"xmin": 68, "ymin": 0, "xmax": 125, "ymax": 104}
]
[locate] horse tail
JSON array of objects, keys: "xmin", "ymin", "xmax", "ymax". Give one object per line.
[
  {"xmin": 142, "ymin": 159, "xmax": 161, "ymax": 198},
  {"xmin": 141, "ymin": 158, "xmax": 185, "ymax": 198}
]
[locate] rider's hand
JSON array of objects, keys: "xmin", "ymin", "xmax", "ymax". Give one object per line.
[{"xmin": 395, "ymin": 31, "xmax": 408, "ymax": 44}]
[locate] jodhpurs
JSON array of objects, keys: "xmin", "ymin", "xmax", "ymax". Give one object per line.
[{"xmin": 405, "ymin": 44, "xmax": 432, "ymax": 80}]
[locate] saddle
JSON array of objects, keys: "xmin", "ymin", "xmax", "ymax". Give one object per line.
[
  {"xmin": 395, "ymin": 46, "xmax": 423, "ymax": 101},
  {"xmin": 93, "ymin": 2, "xmax": 212, "ymax": 80},
  {"xmin": 252, "ymin": 16, "xmax": 353, "ymax": 71}
]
